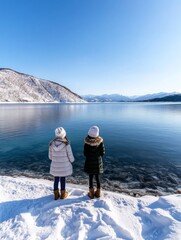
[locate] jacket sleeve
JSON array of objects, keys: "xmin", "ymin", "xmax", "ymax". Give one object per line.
[
  {"xmin": 66, "ymin": 144, "xmax": 75, "ymax": 163},
  {"xmin": 48, "ymin": 140, "xmax": 54, "ymax": 160},
  {"xmin": 48, "ymin": 145, "xmax": 52, "ymax": 160},
  {"xmin": 100, "ymin": 142, "xmax": 105, "ymax": 156}
]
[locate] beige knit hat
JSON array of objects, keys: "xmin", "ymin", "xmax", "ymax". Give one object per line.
[
  {"xmin": 88, "ymin": 126, "xmax": 99, "ymax": 138},
  {"xmin": 55, "ymin": 127, "xmax": 66, "ymax": 139}
]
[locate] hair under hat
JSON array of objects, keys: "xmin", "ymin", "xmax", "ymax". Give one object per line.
[
  {"xmin": 88, "ymin": 126, "xmax": 99, "ymax": 138},
  {"xmin": 55, "ymin": 127, "xmax": 66, "ymax": 139}
]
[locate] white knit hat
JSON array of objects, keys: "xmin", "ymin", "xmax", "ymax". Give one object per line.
[
  {"xmin": 88, "ymin": 126, "xmax": 99, "ymax": 138},
  {"xmin": 55, "ymin": 127, "xmax": 66, "ymax": 139}
]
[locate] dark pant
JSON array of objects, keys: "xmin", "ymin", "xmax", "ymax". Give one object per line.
[
  {"xmin": 54, "ymin": 177, "xmax": 66, "ymax": 191},
  {"xmin": 89, "ymin": 174, "xmax": 100, "ymax": 189}
]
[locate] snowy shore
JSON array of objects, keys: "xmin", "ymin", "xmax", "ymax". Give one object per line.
[{"xmin": 0, "ymin": 176, "xmax": 181, "ymax": 240}]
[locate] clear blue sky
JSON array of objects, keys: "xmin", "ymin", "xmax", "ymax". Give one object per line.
[{"xmin": 0, "ymin": 0, "xmax": 181, "ymax": 96}]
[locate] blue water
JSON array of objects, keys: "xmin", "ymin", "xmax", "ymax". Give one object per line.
[{"xmin": 0, "ymin": 103, "xmax": 181, "ymax": 195}]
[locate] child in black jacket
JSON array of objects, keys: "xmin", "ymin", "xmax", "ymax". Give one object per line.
[{"xmin": 84, "ymin": 126, "xmax": 105, "ymax": 198}]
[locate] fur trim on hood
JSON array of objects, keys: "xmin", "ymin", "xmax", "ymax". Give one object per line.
[{"xmin": 84, "ymin": 136, "xmax": 103, "ymax": 146}]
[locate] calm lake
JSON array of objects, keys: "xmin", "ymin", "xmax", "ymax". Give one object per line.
[{"xmin": 0, "ymin": 103, "xmax": 181, "ymax": 195}]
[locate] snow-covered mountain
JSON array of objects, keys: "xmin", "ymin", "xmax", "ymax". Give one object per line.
[
  {"xmin": 132, "ymin": 92, "xmax": 179, "ymax": 101},
  {"xmin": 0, "ymin": 68, "xmax": 86, "ymax": 103},
  {"xmin": 82, "ymin": 92, "xmax": 180, "ymax": 102},
  {"xmin": 143, "ymin": 94, "xmax": 181, "ymax": 102},
  {"xmin": 82, "ymin": 94, "xmax": 130, "ymax": 102}
]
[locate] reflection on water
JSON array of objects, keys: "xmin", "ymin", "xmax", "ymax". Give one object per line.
[{"xmin": 0, "ymin": 103, "xmax": 181, "ymax": 196}]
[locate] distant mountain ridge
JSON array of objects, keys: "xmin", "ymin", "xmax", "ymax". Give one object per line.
[
  {"xmin": 1, "ymin": 68, "xmax": 179, "ymax": 103},
  {"xmin": 82, "ymin": 94, "xmax": 130, "ymax": 102},
  {"xmin": 143, "ymin": 94, "xmax": 181, "ymax": 102},
  {"xmin": 0, "ymin": 68, "xmax": 85, "ymax": 103},
  {"xmin": 82, "ymin": 92, "xmax": 181, "ymax": 102}
]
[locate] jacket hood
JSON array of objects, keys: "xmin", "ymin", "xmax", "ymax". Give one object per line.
[
  {"xmin": 49, "ymin": 138, "xmax": 68, "ymax": 151},
  {"xmin": 84, "ymin": 136, "xmax": 103, "ymax": 146}
]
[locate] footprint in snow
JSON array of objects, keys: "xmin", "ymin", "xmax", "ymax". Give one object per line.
[{"xmin": 94, "ymin": 200, "xmax": 111, "ymax": 211}]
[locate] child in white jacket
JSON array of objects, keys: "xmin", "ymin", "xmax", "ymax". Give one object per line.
[{"xmin": 49, "ymin": 127, "xmax": 74, "ymax": 200}]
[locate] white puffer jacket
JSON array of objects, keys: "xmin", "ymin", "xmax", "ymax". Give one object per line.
[{"xmin": 49, "ymin": 138, "xmax": 74, "ymax": 177}]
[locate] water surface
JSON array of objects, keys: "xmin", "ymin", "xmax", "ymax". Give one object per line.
[{"xmin": 0, "ymin": 103, "xmax": 181, "ymax": 195}]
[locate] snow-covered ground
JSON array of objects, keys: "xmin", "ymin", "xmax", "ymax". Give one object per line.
[{"xmin": 0, "ymin": 176, "xmax": 181, "ymax": 240}]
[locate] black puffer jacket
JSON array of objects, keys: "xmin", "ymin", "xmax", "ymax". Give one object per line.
[{"xmin": 84, "ymin": 136, "xmax": 105, "ymax": 174}]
